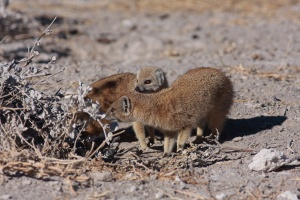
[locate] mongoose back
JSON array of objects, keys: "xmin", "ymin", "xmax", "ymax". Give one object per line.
[
  {"xmin": 106, "ymin": 67, "xmax": 234, "ymax": 156},
  {"xmin": 81, "ymin": 67, "xmax": 168, "ymax": 150}
]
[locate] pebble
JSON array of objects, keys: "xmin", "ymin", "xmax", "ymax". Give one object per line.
[
  {"xmin": 179, "ymin": 181, "xmax": 187, "ymax": 190},
  {"xmin": 90, "ymin": 171, "xmax": 113, "ymax": 182},
  {"xmin": 175, "ymin": 175, "xmax": 182, "ymax": 182},
  {"xmin": 155, "ymin": 191, "xmax": 164, "ymax": 199},
  {"xmin": 277, "ymin": 191, "xmax": 298, "ymax": 200},
  {"xmin": 215, "ymin": 193, "xmax": 226, "ymax": 200},
  {"xmin": 233, "ymin": 137, "xmax": 243, "ymax": 142},
  {"xmin": 22, "ymin": 179, "xmax": 32, "ymax": 186},
  {"xmin": 130, "ymin": 185, "xmax": 137, "ymax": 192},
  {"xmin": 0, "ymin": 195, "xmax": 12, "ymax": 200}
]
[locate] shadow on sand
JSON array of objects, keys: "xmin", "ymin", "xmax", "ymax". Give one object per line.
[{"xmin": 221, "ymin": 115, "xmax": 287, "ymax": 142}]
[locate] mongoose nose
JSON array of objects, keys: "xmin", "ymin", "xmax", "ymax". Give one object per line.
[{"xmin": 135, "ymin": 87, "xmax": 141, "ymax": 92}]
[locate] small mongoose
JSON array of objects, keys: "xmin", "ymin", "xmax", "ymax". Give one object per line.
[
  {"xmin": 81, "ymin": 67, "xmax": 168, "ymax": 150},
  {"xmin": 106, "ymin": 67, "xmax": 234, "ymax": 156}
]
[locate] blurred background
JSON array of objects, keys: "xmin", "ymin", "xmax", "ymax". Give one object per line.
[{"xmin": 1, "ymin": 0, "xmax": 300, "ymax": 88}]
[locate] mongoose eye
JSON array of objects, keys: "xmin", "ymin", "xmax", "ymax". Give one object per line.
[{"xmin": 144, "ymin": 80, "xmax": 151, "ymax": 84}]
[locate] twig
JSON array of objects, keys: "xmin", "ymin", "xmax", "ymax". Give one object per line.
[
  {"xmin": 73, "ymin": 121, "xmax": 87, "ymax": 154},
  {"xmin": 21, "ymin": 72, "xmax": 51, "ymax": 79},
  {"xmin": 14, "ymin": 111, "xmax": 42, "ymax": 157},
  {"xmin": 86, "ymin": 139, "xmax": 106, "ymax": 160},
  {"xmin": 132, "ymin": 160, "xmax": 151, "ymax": 171},
  {"xmin": 175, "ymin": 190, "xmax": 210, "ymax": 200},
  {"xmin": 23, "ymin": 17, "xmax": 57, "ymax": 67},
  {"xmin": 33, "ymin": 67, "xmax": 65, "ymax": 85},
  {"xmin": 85, "ymin": 129, "xmax": 125, "ymax": 160},
  {"xmin": 247, "ymin": 190, "xmax": 257, "ymax": 199},
  {"xmin": 0, "ymin": 35, "xmax": 7, "ymax": 44},
  {"xmin": 38, "ymin": 157, "xmax": 87, "ymax": 165},
  {"xmin": 0, "ymin": 107, "xmax": 28, "ymax": 111}
]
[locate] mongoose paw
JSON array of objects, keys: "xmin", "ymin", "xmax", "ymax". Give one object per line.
[
  {"xmin": 139, "ymin": 146, "xmax": 148, "ymax": 152},
  {"xmin": 148, "ymin": 137, "xmax": 157, "ymax": 147},
  {"xmin": 192, "ymin": 136, "xmax": 204, "ymax": 144},
  {"xmin": 162, "ymin": 152, "xmax": 171, "ymax": 158},
  {"xmin": 176, "ymin": 148, "xmax": 183, "ymax": 153}
]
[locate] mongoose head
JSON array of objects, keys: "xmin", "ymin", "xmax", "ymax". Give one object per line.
[
  {"xmin": 135, "ymin": 66, "xmax": 165, "ymax": 92},
  {"xmin": 106, "ymin": 95, "xmax": 133, "ymax": 122}
]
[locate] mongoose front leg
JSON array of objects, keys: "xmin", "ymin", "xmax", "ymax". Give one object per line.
[
  {"xmin": 177, "ymin": 128, "xmax": 191, "ymax": 153},
  {"xmin": 132, "ymin": 122, "xmax": 148, "ymax": 151}
]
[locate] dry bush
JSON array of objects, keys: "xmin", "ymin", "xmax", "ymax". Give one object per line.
[{"xmin": 0, "ymin": 17, "xmax": 119, "ymax": 181}]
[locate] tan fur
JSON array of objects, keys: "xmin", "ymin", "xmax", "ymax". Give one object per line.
[
  {"xmin": 106, "ymin": 68, "xmax": 234, "ymax": 156},
  {"xmin": 80, "ymin": 67, "xmax": 168, "ymax": 150},
  {"xmin": 135, "ymin": 67, "xmax": 169, "ymax": 92}
]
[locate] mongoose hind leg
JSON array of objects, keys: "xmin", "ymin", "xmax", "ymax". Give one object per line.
[
  {"xmin": 163, "ymin": 132, "xmax": 176, "ymax": 157},
  {"xmin": 192, "ymin": 127, "xmax": 206, "ymax": 144},
  {"xmin": 193, "ymin": 121, "xmax": 206, "ymax": 143},
  {"xmin": 146, "ymin": 126, "xmax": 156, "ymax": 146},
  {"xmin": 207, "ymin": 111, "xmax": 227, "ymax": 140},
  {"xmin": 132, "ymin": 122, "xmax": 148, "ymax": 151},
  {"xmin": 177, "ymin": 128, "xmax": 191, "ymax": 153}
]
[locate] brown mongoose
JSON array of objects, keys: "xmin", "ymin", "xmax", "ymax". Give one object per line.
[
  {"xmin": 106, "ymin": 67, "xmax": 234, "ymax": 156},
  {"xmin": 81, "ymin": 67, "xmax": 168, "ymax": 150}
]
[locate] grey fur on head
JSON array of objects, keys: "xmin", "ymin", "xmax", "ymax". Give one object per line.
[{"xmin": 155, "ymin": 69, "xmax": 164, "ymax": 87}]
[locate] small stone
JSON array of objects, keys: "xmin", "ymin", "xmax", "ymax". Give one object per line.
[
  {"xmin": 233, "ymin": 137, "xmax": 243, "ymax": 142},
  {"xmin": 0, "ymin": 195, "xmax": 12, "ymax": 200},
  {"xmin": 155, "ymin": 191, "xmax": 164, "ymax": 199},
  {"xmin": 130, "ymin": 185, "xmax": 137, "ymax": 192},
  {"xmin": 175, "ymin": 175, "xmax": 182, "ymax": 182},
  {"xmin": 277, "ymin": 191, "xmax": 298, "ymax": 200},
  {"xmin": 91, "ymin": 171, "xmax": 113, "ymax": 182},
  {"xmin": 139, "ymin": 185, "xmax": 144, "ymax": 190},
  {"xmin": 22, "ymin": 179, "xmax": 32, "ymax": 186},
  {"xmin": 248, "ymin": 148, "xmax": 289, "ymax": 172},
  {"xmin": 179, "ymin": 181, "xmax": 187, "ymax": 190},
  {"xmin": 215, "ymin": 193, "xmax": 226, "ymax": 200}
]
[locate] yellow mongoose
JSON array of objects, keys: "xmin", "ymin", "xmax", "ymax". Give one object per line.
[
  {"xmin": 106, "ymin": 68, "xmax": 234, "ymax": 156},
  {"xmin": 82, "ymin": 67, "xmax": 168, "ymax": 150}
]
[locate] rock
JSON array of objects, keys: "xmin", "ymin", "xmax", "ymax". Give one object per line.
[
  {"xmin": 233, "ymin": 137, "xmax": 243, "ymax": 142},
  {"xmin": 0, "ymin": 195, "xmax": 12, "ymax": 200},
  {"xmin": 91, "ymin": 171, "xmax": 113, "ymax": 182},
  {"xmin": 215, "ymin": 193, "xmax": 226, "ymax": 200},
  {"xmin": 155, "ymin": 191, "xmax": 165, "ymax": 199},
  {"xmin": 277, "ymin": 191, "xmax": 298, "ymax": 200},
  {"xmin": 179, "ymin": 181, "xmax": 187, "ymax": 190},
  {"xmin": 22, "ymin": 179, "xmax": 32, "ymax": 186},
  {"xmin": 248, "ymin": 148, "xmax": 289, "ymax": 172},
  {"xmin": 130, "ymin": 185, "xmax": 137, "ymax": 192},
  {"xmin": 175, "ymin": 175, "xmax": 182, "ymax": 182}
]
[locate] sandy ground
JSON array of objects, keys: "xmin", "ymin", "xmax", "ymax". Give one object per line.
[{"xmin": 0, "ymin": 0, "xmax": 300, "ymax": 199}]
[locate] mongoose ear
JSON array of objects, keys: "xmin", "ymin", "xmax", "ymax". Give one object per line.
[
  {"xmin": 121, "ymin": 96, "xmax": 131, "ymax": 115},
  {"xmin": 136, "ymin": 69, "xmax": 141, "ymax": 80},
  {"xmin": 155, "ymin": 69, "xmax": 164, "ymax": 86}
]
